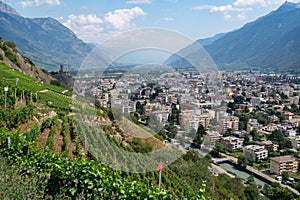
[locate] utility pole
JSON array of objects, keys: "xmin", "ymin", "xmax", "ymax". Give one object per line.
[
  {"xmin": 4, "ymin": 86, "xmax": 8, "ymax": 110},
  {"xmin": 15, "ymin": 78, "xmax": 19, "ymax": 100},
  {"xmin": 156, "ymin": 161, "xmax": 164, "ymax": 190}
]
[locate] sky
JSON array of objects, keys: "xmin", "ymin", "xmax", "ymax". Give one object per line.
[{"xmin": 2, "ymin": 0, "xmax": 300, "ymax": 44}]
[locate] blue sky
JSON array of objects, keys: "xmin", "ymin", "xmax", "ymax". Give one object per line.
[{"xmin": 3, "ymin": 0, "xmax": 300, "ymax": 43}]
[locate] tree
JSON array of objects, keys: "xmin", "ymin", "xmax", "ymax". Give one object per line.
[
  {"xmin": 282, "ymin": 172, "xmax": 289, "ymax": 182},
  {"xmin": 192, "ymin": 124, "xmax": 206, "ymax": 148},
  {"xmin": 250, "ymin": 129, "xmax": 260, "ymax": 141},
  {"xmin": 244, "ymin": 134, "xmax": 250, "ymax": 145},
  {"xmin": 50, "ymin": 80, "xmax": 61, "ymax": 87},
  {"xmin": 234, "ymin": 95, "xmax": 245, "ymax": 104},
  {"xmin": 267, "ymin": 130, "xmax": 292, "ymax": 150},
  {"xmin": 247, "ymin": 174, "xmax": 255, "ymax": 185},
  {"xmin": 136, "ymin": 101, "xmax": 143, "ymax": 115},
  {"xmin": 5, "ymin": 41, "xmax": 16, "ymax": 49},
  {"xmin": 238, "ymin": 155, "xmax": 249, "ymax": 168},
  {"xmin": 264, "ymin": 183, "xmax": 295, "ymax": 200},
  {"xmin": 228, "ymin": 102, "xmax": 237, "ymax": 110},
  {"xmin": 244, "ymin": 184, "xmax": 260, "ymax": 200}
]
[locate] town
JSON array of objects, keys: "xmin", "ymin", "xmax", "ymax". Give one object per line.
[{"xmin": 75, "ymin": 66, "xmax": 300, "ymax": 195}]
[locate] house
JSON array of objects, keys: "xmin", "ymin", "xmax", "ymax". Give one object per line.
[
  {"xmin": 220, "ymin": 136, "xmax": 244, "ymax": 150},
  {"xmin": 151, "ymin": 110, "xmax": 170, "ymax": 123},
  {"xmin": 250, "ymin": 97, "xmax": 261, "ymax": 106},
  {"xmin": 289, "ymin": 136, "xmax": 300, "ymax": 149},
  {"xmin": 219, "ymin": 116, "xmax": 239, "ymax": 134},
  {"xmin": 255, "ymin": 140, "xmax": 278, "ymax": 152},
  {"xmin": 270, "ymin": 155, "xmax": 298, "ymax": 175},
  {"xmin": 243, "ymin": 145, "xmax": 268, "ymax": 161},
  {"xmin": 279, "ymin": 125, "xmax": 297, "ymax": 137},
  {"xmin": 247, "ymin": 118, "xmax": 259, "ymax": 132},
  {"xmin": 283, "ymin": 111, "xmax": 295, "ymax": 120}
]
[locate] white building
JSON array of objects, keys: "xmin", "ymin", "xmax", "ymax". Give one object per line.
[
  {"xmin": 221, "ymin": 136, "xmax": 244, "ymax": 150},
  {"xmin": 243, "ymin": 145, "xmax": 268, "ymax": 161}
]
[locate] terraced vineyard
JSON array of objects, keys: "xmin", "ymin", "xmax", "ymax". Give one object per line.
[{"xmin": 0, "ymin": 61, "xmax": 256, "ymax": 199}]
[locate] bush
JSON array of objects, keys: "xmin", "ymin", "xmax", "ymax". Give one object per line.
[
  {"xmin": 4, "ymin": 41, "xmax": 16, "ymax": 49},
  {"xmin": 50, "ymin": 80, "xmax": 62, "ymax": 87},
  {"xmin": 131, "ymin": 138, "xmax": 153, "ymax": 153}
]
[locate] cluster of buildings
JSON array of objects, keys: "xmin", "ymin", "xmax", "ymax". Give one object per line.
[
  {"xmin": 218, "ymin": 71, "xmax": 300, "ymax": 176},
  {"xmin": 77, "ymin": 68, "xmax": 300, "ymax": 176}
]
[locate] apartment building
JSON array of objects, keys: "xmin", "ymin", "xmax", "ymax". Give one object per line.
[
  {"xmin": 220, "ymin": 136, "xmax": 244, "ymax": 150},
  {"xmin": 243, "ymin": 145, "xmax": 268, "ymax": 161},
  {"xmin": 219, "ymin": 116, "xmax": 239, "ymax": 134},
  {"xmin": 270, "ymin": 155, "xmax": 299, "ymax": 175}
]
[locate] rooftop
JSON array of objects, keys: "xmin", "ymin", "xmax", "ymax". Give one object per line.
[{"xmin": 270, "ymin": 155, "xmax": 297, "ymax": 163}]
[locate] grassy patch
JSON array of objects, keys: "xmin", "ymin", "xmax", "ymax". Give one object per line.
[{"xmin": 38, "ymin": 92, "xmax": 71, "ymax": 110}]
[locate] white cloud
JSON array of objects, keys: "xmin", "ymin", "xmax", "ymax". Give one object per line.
[
  {"xmin": 233, "ymin": 0, "xmax": 267, "ymax": 7},
  {"xmin": 126, "ymin": 0, "xmax": 152, "ymax": 4},
  {"xmin": 192, "ymin": 5, "xmax": 214, "ymax": 10},
  {"xmin": 63, "ymin": 14, "xmax": 104, "ymax": 43},
  {"xmin": 192, "ymin": 0, "xmax": 300, "ymax": 20},
  {"xmin": 210, "ymin": 5, "xmax": 235, "ymax": 13},
  {"xmin": 237, "ymin": 13, "xmax": 247, "ymax": 20},
  {"xmin": 63, "ymin": 7, "xmax": 146, "ymax": 43},
  {"xmin": 233, "ymin": 0, "xmax": 300, "ymax": 7},
  {"xmin": 163, "ymin": 17, "xmax": 174, "ymax": 22},
  {"xmin": 18, "ymin": 0, "xmax": 61, "ymax": 7},
  {"xmin": 19, "ymin": 1, "xmax": 33, "ymax": 8},
  {"xmin": 210, "ymin": 5, "xmax": 252, "ymax": 13},
  {"xmin": 193, "ymin": 1, "xmax": 255, "ymax": 20},
  {"xmin": 34, "ymin": 0, "xmax": 61, "ymax": 6},
  {"xmin": 65, "ymin": 14, "xmax": 103, "ymax": 26},
  {"xmin": 104, "ymin": 7, "xmax": 146, "ymax": 29},
  {"xmin": 224, "ymin": 13, "xmax": 232, "ymax": 20}
]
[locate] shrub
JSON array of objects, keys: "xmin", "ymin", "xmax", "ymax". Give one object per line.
[{"xmin": 50, "ymin": 80, "xmax": 61, "ymax": 87}]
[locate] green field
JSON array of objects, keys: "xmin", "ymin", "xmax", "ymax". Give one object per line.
[
  {"xmin": 38, "ymin": 91, "xmax": 71, "ymax": 110},
  {"xmin": 0, "ymin": 63, "xmax": 71, "ymax": 110},
  {"xmin": 0, "ymin": 64, "xmax": 70, "ymax": 95},
  {"xmin": 0, "ymin": 62, "xmax": 9, "ymax": 69}
]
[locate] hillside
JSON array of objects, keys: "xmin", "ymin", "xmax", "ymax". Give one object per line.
[
  {"xmin": 0, "ymin": 60, "xmax": 255, "ymax": 199},
  {"xmin": 165, "ymin": 1, "xmax": 300, "ymax": 72},
  {"xmin": 0, "ymin": 1, "xmax": 91, "ymax": 70},
  {"xmin": 0, "ymin": 38, "xmax": 53, "ymax": 82}
]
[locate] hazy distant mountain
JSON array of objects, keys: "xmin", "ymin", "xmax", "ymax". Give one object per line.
[
  {"xmin": 196, "ymin": 32, "xmax": 228, "ymax": 46},
  {"xmin": 0, "ymin": 2, "xmax": 91, "ymax": 70},
  {"xmin": 164, "ymin": 32, "xmax": 228, "ymax": 67},
  {"xmin": 0, "ymin": 1, "xmax": 20, "ymax": 16},
  {"xmin": 166, "ymin": 1, "xmax": 300, "ymax": 72}
]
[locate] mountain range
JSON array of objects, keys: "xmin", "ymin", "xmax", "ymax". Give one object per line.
[
  {"xmin": 0, "ymin": 1, "xmax": 91, "ymax": 70},
  {"xmin": 165, "ymin": 1, "xmax": 300, "ymax": 73},
  {"xmin": 1, "ymin": 1, "xmax": 300, "ymax": 72}
]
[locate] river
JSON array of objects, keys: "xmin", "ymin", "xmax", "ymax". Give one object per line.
[{"xmin": 219, "ymin": 162, "xmax": 270, "ymax": 188}]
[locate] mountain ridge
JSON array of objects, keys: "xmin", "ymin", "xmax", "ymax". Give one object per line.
[
  {"xmin": 0, "ymin": 2, "xmax": 91, "ymax": 70},
  {"xmin": 0, "ymin": 1, "xmax": 20, "ymax": 16},
  {"xmin": 165, "ymin": 1, "xmax": 300, "ymax": 72}
]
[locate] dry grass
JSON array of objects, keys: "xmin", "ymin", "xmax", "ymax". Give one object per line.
[{"xmin": 118, "ymin": 117, "xmax": 165, "ymax": 151}]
